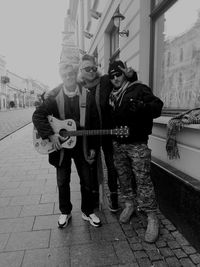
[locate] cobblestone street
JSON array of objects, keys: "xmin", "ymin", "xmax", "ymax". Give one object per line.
[{"xmin": 0, "ymin": 109, "xmax": 200, "ymax": 266}]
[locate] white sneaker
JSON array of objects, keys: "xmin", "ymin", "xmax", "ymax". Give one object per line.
[
  {"xmin": 58, "ymin": 213, "xmax": 72, "ymax": 228},
  {"xmin": 82, "ymin": 213, "xmax": 101, "ymax": 227}
]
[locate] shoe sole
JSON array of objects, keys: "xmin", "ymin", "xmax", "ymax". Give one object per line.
[
  {"xmin": 82, "ymin": 214, "xmax": 101, "ymax": 227},
  {"xmin": 58, "ymin": 214, "xmax": 72, "ymax": 228},
  {"xmin": 108, "ymin": 206, "xmax": 120, "ymax": 213}
]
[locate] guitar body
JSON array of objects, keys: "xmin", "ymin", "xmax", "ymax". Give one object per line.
[{"xmin": 33, "ymin": 116, "xmax": 77, "ymax": 154}]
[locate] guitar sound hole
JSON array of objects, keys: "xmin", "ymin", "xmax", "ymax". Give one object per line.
[{"xmin": 59, "ymin": 129, "xmax": 68, "ymax": 139}]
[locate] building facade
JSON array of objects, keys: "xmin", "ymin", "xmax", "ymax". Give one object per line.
[
  {"xmin": 0, "ymin": 56, "xmax": 49, "ymax": 110},
  {"xmin": 65, "ymin": 0, "xmax": 200, "ymax": 250}
]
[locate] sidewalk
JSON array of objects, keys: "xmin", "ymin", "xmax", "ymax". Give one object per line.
[
  {"xmin": 0, "ymin": 108, "xmax": 34, "ymax": 140},
  {"xmin": 0, "ymin": 124, "xmax": 200, "ymax": 266}
]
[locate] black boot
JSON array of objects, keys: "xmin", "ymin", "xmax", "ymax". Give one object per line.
[{"xmin": 108, "ymin": 192, "xmax": 119, "ymax": 213}]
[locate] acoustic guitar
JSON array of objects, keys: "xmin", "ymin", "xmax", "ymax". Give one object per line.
[{"xmin": 33, "ymin": 116, "xmax": 129, "ymax": 154}]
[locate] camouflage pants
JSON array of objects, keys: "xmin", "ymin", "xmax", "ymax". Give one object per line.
[{"xmin": 113, "ymin": 141, "xmax": 157, "ymax": 212}]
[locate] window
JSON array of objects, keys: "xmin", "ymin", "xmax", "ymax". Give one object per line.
[{"xmin": 151, "ymin": 0, "xmax": 200, "ymax": 111}]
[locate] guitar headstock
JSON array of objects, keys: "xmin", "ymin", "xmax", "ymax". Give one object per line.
[{"xmin": 113, "ymin": 126, "xmax": 129, "ymax": 137}]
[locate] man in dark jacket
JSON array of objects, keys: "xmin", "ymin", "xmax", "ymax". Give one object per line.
[
  {"xmin": 108, "ymin": 60, "xmax": 163, "ymax": 243},
  {"xmin": 32, "ymin": 63, "xmax": 101, "ymax": 228},
  {"xmin": 78, "ymin": 54, "xmax": 136, "ymax": 212}
]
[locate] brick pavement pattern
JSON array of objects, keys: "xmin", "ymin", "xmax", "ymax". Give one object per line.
[{"xmin": 0, "ymin": 109, "xmax": 200, "ymax": 266}]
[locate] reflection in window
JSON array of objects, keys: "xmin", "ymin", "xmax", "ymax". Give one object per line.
[{"xmin": 153, "ymin": 0, "xmax": 200, "ymax": 109}]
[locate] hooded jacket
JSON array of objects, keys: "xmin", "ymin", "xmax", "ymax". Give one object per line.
[{"xmin": 110, "ymin": 81, "xmax": 163, "ymax": 144}]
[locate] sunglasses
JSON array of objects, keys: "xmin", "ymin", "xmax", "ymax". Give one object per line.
[
  {"xmin": 82, "ymin": 66, "xmax": 98, "ymax": 73},
  {"xmin": 110, "ymin": 72, "xmax": 122, "ymax": 80}
]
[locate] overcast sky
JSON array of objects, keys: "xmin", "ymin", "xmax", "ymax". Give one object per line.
[{"xmin": 0, "ymin": 0, "xmax": 69, "ymax": 88}]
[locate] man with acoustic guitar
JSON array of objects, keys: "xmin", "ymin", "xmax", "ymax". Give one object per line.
[{"xmin": 32, "ymin": 63, "xmax": 101, "ymax": 228}]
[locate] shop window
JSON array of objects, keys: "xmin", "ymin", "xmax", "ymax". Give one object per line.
[{"xmin": 151, "ymin": 0, "xmax": 200, "ymax": 111}]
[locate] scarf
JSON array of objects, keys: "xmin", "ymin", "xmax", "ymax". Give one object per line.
[
  {"xmin": 109, "ymin": 81, "xmax": 130, "ymax": 109},
  {"xmin": 166, "ymin": 108, "xmax": 200, "ymax": 159}
]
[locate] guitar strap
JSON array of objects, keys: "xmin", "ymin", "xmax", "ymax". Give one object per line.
[
  {"xmin": 79, "ymin": 87, "xmax": 87, "ymax": 128},
  {"xmin": 55, "ymin": 88, "xmax": 65, "ymax": 166},
  {"xmin": 95, "ymin": 84, "xmax": 104, "ymax": 210},
  {"xmin": 79, "ymin": 87, "xmax": 94, "ymax": 166}
]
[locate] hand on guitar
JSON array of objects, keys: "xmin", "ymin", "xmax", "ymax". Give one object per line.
[
  {"xmin": 49, "ymin": 134, "xmax": 66, "ymax": 151},
  {"xmin": 87, "ymin": 149, "xmax": 96, "ymax": 165}
]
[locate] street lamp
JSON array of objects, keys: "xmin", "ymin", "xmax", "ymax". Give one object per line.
[{"xmin": 112, "ymin": 10, "xmax": 129, "ymax": 37}]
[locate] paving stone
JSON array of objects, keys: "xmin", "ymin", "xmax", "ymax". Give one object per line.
[
  {"xmin": 103, "ymin": 209, "xmax": 120, "ymax": 224},
  {"xmin": 182, "ymin": 245, "xmax": 197, "ymax": 254},
  {"xmin": 0, "ymin": 233, "xmax": 10, "ymax": 251},
  {"xmin": 161, "ymin": 233, "xmax": 175, "ymax": 241},
  {"xmin": 179, "ymin": 258, "xmax": 196, "ymax": 267},
  {"xmin": 146, "ymin": 250, "xmax": 163, "ymax": 261},
  {"xmin": 113, "ymin": 240, "xmax": 137, "ymax": 264},
  {"xmin": 22, "ymin": 247, "xmax": 70, "ymax": 267},
  {"xmin": 70, "ymin": 242, "xmax": 119, "ymax": 266},
  {"xmin": 161, "ymin": 219, "xmax": 172, "ymax": 225},
  {"xmin": 127, "ymin": 236, "xmax": 141, "ymax": 244},
  {"xmin": 19, "ymin": 179, "xmax": 46, "ymax": 189},
  {"xmin": 159, "ymin": 247, "xmax": 174, "ymax": 257},
  {"xmin": 167, "ymin": 240, "xmax": 181, "ymax": 249},
  {"xmin": 136, "ymin": 257, "xmax": 152, "ymax": 266},
  {"xmin": 160, "ymin": 228, "xmax": 170, "ymax": 235},
  {"xmin": 50, "ymin": 226, "xmax": 91, "ymax": 247},
  {"xmin": 20, "ymin": 203, "xmax": 54, "ymax": 217},
  {"xmin": 40, "ymin": 193, "xmax": 58, "ymax": 204},
  {"xmin": 165, "ymin": 256, "xmax": 181, "ymax": 266},
  {"xmin": 1, "ymin": 188, "xmax": 30, "ymax": 197},
  {"xmin": 0, "ymin": 206, "xmax": 22, "ymax": 219},
  {"xmin": 156, "ymin": 240, "xmax": 167, "ymax": 248},
  {"xmin": 172, "ymin": 231, "xmax": 190, "ymax": 246},
  {"xmin": 165, "ymin": 224, "xmax": 176, "ymax": 231},
  {"xmin": 0, "ymin": 217, "xmax": 34, "ymax": 233},
  {"xmin": 9, "ymin": 195, "xmax": 41, "ymax": 206},
  {"xmin": 152, "ymin": 260, "xmax": 168, "ymax": 267},
  {"xmin": 190, "ymin": 253, "xmax": 200, "ymax": 264},
  {"xmin": 0, "ymin": 251, "xmax": 24, "ymax": 267},
  {"xmin": 130, "ymin": 243, "xmax": 143, "ymax": 251},
  {"xmin": 173, "ymin": 248, "xmax": 187, "ymax": 259},
  {"xmin": 133, "ymin": 251, "xmax": 148, "ymax": 259},
  {"xmin": 0, "ymin": 181, "xmax": 21, "ymax": 189},
  {"xmin": 33, "ymin": 215, "xmax": 59, "ymax": 230},
  {"xmin": 90, "ymin": 222, "xmax": 126, "ymax": 242},
  {"xmin": 142, "ymin": 242, "xmax": 157, "ymax": 251},
  {"xmin": 5, "ymin": 230, "xmax": 50, "ymax": 251}
]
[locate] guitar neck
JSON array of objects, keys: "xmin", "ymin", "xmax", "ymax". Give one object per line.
[{"xmin": 66, "ymin": 129, "xmax": 114, "ymax": 136}]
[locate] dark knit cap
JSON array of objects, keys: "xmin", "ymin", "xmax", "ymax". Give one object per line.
[{"xmin": 108, "ymin": 60, "xmax": 125, "ymax": 76}]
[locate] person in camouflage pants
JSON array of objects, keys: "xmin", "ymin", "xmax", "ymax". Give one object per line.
[
  {"xmin": 108, "ymin": 60, "xmax": 163, "ymax": 243},
  {"xmin": 113, "ymin": 142, "xmax": 157, "ymax": 212}
]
